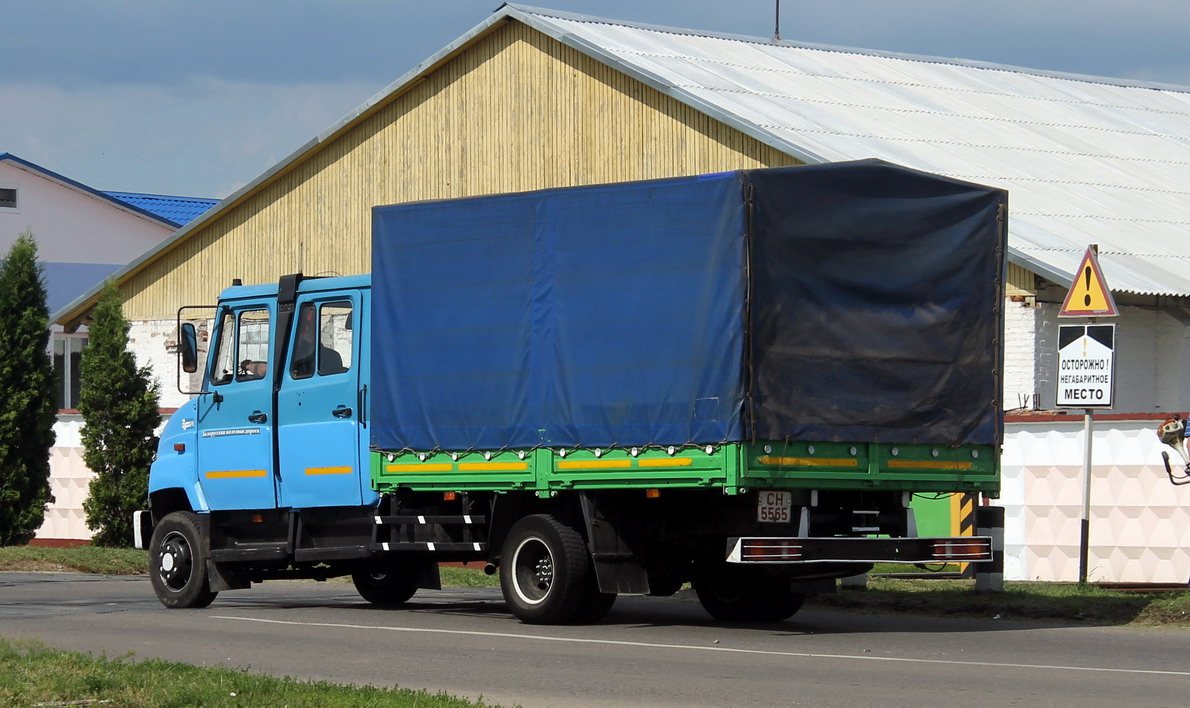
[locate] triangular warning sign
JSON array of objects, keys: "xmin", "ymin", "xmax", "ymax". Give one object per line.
[{"xmin": 1059, "ymin": 246, "xmax": 1118, "ymax": 318}]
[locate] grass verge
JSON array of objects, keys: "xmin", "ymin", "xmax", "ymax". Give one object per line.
[
  {"xmin": 0, "ymin": 637, "xmax": 496, "ymax": 708},
  {"xmin": 813, "ymin": 575, "xmax": 1190, "ymax": 627},
  {"xmin": 0, "ymin": 545, "xmax": 148, "ymax": 575}
]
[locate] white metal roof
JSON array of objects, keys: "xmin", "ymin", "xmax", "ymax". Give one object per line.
[
  {"xmin": 50, "ymin": 4, "xmax": 1190, "ymax": 325},
  {"xmin": 506, "ymin": 4, "xmax": 1190, "ymax": 296}
]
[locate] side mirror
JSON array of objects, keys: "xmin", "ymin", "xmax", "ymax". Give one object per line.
[
  {"xmin": 176, "ymin": 305, "xmax": 217, "ymax": 396},
  {"xmin": 180, "ymin": 322, "xmax": 199, "ymax": 373}
]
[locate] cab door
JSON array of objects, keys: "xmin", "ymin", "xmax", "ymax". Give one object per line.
[
  {"xmin": 195, "ymin": 305, "xmax": 277, "ymax": 511},
  {"xmin": 277, "ymin": 292, "xmax": 364, "ymax": 508}
]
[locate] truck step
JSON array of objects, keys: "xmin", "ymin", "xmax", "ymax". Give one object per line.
[
  {"xmin": 293, "ymin": 545, "xmax": 370, "ymax": 562},
  {"xmin": 374, "ymin": 514, "xmax": 487, "ymax": 526},
  {"xmin": 210, "ymin": 544, "xmax": 288, "ymax": 562},
  {"xmin": 372, "ymin": 541, "xmax": 487, "ymax": 552}
]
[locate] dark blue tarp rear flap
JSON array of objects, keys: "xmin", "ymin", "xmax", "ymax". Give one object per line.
[{"xmin": 746, "ymin": 161, "xmax": 1005, "ymax": 446}]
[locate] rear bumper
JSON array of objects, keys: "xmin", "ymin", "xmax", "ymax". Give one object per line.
[{"xmin": 726, "ymin": 536, "xmax": 992, "ymax": 564}]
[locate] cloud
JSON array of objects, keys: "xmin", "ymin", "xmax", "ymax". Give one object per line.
[
  {"xmin": 0, "ymin": 77, "xmax": 381, "ymax": 198},
  {"xmin": 4, "ymin": 0, "xmax": 1189, "ymax": 198}
]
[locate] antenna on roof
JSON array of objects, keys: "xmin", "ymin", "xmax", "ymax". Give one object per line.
[{"xmin": 774, "ymin": 0, "xmax": 781, "ymax": 41}]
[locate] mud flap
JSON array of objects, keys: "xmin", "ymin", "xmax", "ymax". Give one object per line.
[
  {"xmin": 207, "ymin": 560, "xmax": 251, "ymax": 592},
  {"xmin": 580, "ymin": 492, "xmax": 650, "ymax": 594}
]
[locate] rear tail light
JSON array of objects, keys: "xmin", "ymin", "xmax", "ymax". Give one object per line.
[
  {"xmin": 932, "ymin": 539, "xmax": 992, "ymax": 561},
  {"xmin": 731, "ymin": 538, "xmax": 803, "ymax": 562}
]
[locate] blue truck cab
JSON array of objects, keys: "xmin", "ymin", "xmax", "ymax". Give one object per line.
[
  {"xmin": 152, "ymin": 274, "xmax": 374, "ymax": 514},
  {"xmin": 135, "ymin": 274, "xmax": 415, "ymax": 609}
]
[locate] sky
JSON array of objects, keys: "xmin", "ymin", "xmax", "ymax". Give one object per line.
[{"xmin": 4, "ymin": 1, "xmax": 1189, "ymax": 199}]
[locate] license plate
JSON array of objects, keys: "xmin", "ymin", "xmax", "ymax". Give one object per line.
[{"xmin": 757, "ymin": 490, "xmax": 792, "ymax": 523}]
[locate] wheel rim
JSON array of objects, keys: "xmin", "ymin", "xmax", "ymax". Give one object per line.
[
  {"xmin": 510, "ymin": 535, "xmax": 553, "ymax": 605},
  {"xmin": 158, "ymin": 531, "xmax": 194, "ymax": 592}
]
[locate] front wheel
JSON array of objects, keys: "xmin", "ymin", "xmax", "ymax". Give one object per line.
[
  {"xmin": 149, "ymin": 511, "xmax": 217, "ymax": 609},
  {"xmin": 500, "ymin": 514, "xmax": 593, "ymax": 624}
]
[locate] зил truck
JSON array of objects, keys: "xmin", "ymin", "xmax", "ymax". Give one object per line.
[{"xmin": 136, "ymin": 160, "xmax": 1005, "ymax": 624}]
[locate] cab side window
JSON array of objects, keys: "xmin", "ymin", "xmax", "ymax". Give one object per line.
[
  {"xmin": 210, "ymin": 308, "xmax": 270, "ymax": 385},
  {"xmin": 319, "ymin": 302, "xmax": 352, "ymax": 375},
  {"xmin": 236, "ymin": 309, "xmax": 270, "ymax": 381},
  {"xmin": 211, "ymin": 311, "xmax": 235, "ymax": 386},
  {"xmin": 291, "ymin": 300, "xmax": 353, "ymax": 379}
]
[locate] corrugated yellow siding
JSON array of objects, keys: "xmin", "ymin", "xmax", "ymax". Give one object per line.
[
  {"xmin": 122, "ymin": 21, "xmax": 799, "ymax": 320},
  {"xmin": 1006, "ymin": 262, "xmax": 1036, "ymax": 297}
]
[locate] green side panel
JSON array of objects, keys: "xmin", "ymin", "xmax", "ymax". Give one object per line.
[
  {"xmin": 371, "ymin": 440, "xmax": 999, "ymax": 496},
  {"xmin": 371, "ymin": 444, "xmax": 738, "ymax": 496},
  {"xmin": 910, "ymin": 495, "xmax": 953, "ymax": 538},
  {"xmin": 739, "ymin": 441, "xmax": 999, "ymax": 495},
  {"xmin": 371, "ymin": 449, "xmax": 538, "ymax": 492}
]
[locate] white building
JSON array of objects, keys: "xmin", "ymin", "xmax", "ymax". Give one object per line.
[{"xmin": 1, "ymin": 152, "xmax": 216, "ymax": 544}]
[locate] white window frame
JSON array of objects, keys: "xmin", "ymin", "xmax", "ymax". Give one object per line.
[
  {"xmin": 0, "ymin": 184, "xmax": 18, "ymax": 211},
  {"xmin": 52, "ymin": 331, "xmax": 88, "ymax": 411}
]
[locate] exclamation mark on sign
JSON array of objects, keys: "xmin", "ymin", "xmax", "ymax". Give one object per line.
[{"xmin": 1084, "ymin": 267, "xmax": 1092, "ymax": 306}]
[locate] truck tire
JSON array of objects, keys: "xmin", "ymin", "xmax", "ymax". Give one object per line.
[
  {"xmin": 351, "ymin": 567, "xmax": 419, "ymax": 606},
  {"xmin": 500, "ymin": 514, "xmax": 592, "ymax": 624},
  {"xmin": 149, "ymin": 511, "xmax": 217, "ymax": 609},
  {"xmin": 693, "ymin": 564, "xmax": 804, "ymax": 623},
  {"xmin": 571, "ymin": 584, "xmax": 617, "ymax": 624}
]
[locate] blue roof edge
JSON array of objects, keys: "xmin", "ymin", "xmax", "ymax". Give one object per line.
[{"xmin": 0, "ymin": 152, "xmax": 187, "ymax": 228}]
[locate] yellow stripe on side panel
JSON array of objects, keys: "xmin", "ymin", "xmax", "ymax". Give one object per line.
[
  {"xmin": 386, "ymin": 463, "xmax": 453, "ymax": 473},
  {"xmin": 457, "ymin": 462, "xmax": 529, "ymax": 472},
  {"xmin": 638, "ymin": 458, "xmax": 694, "ymax": 468},
  {"xmin": 756, "ymin": 456, "xmax": 859, "ymax": 468},
  {"xmin": 557, "ymin": 459, "xmax": 633, "ymax": 470},
  {"xmin": 305, "ymin": 466, "xmax": 354, "ymax": 476},
  {"xmin": 886, "ymin": 460, "xmax": 974, "ymax": 470},
  {"xmin": 205, "ymin": 470, "xmax": 268, "ymax": 479}
]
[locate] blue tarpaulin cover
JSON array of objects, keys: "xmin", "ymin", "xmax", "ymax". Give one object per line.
[
  {"xmin": 371, "ymin": 174, "xmax": 748, "ymax": 451},
  {"xmin": 370, "ymin": 161, "xmax": 1005, "ymax": 452}
]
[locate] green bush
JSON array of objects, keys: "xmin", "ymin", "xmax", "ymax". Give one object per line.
[
  {"xmin": 0, "ymin": 232, "xmax": 56, "ymax": 545},
  {"xmin": 79, "ymin": 280, "xmax": 161, "ymax": 547}
]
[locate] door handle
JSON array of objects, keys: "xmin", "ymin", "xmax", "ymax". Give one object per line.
[
  {"xmin": 248, "ymin": 411, "xmax": 268, "ymax": 423},
  {"xmin": 332, "ymin": 405, "xmax": 353, "ymax": 419}
]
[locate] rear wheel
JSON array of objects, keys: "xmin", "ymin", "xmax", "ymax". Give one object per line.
[
  {"xmin": 571, "ymin": 583, "xmax": 617, "ymax": 624},
  {"xmin": 149, "ymin": 511, "xmax": 217, "ymax": 609},
  {"xmin": 352, "ymin": 559, "xmax": 423, "ymax": 606},
  {"xmin": 693, "ymin": 563, "xmax": 804, "ymax": 622},
  {"xmin": 500, "ymin": 514, "xmax": 592, "ymax": 624}
]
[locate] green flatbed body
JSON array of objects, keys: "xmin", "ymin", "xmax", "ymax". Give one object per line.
[{"xmin": 371, "ymin": 440, "xmax": 999, "ymax": 498}]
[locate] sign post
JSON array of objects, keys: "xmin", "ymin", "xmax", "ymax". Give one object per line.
[{"xmin": 1057, "ymin": 245, "xmax": 1118, "ymax": 585}]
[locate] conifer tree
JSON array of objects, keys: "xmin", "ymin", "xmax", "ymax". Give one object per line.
[
  {"xmin": 80, "ymin": 280, "xmax": 161, "ymax": 546},
  {"xmin": 0, "ymin": 232, "xmax": 57, "ymax": 545}
]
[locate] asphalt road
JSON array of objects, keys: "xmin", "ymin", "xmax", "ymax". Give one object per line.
[{"xmin": 1, "ymin": 572, "xmax": 1187, "ymax": 707}]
